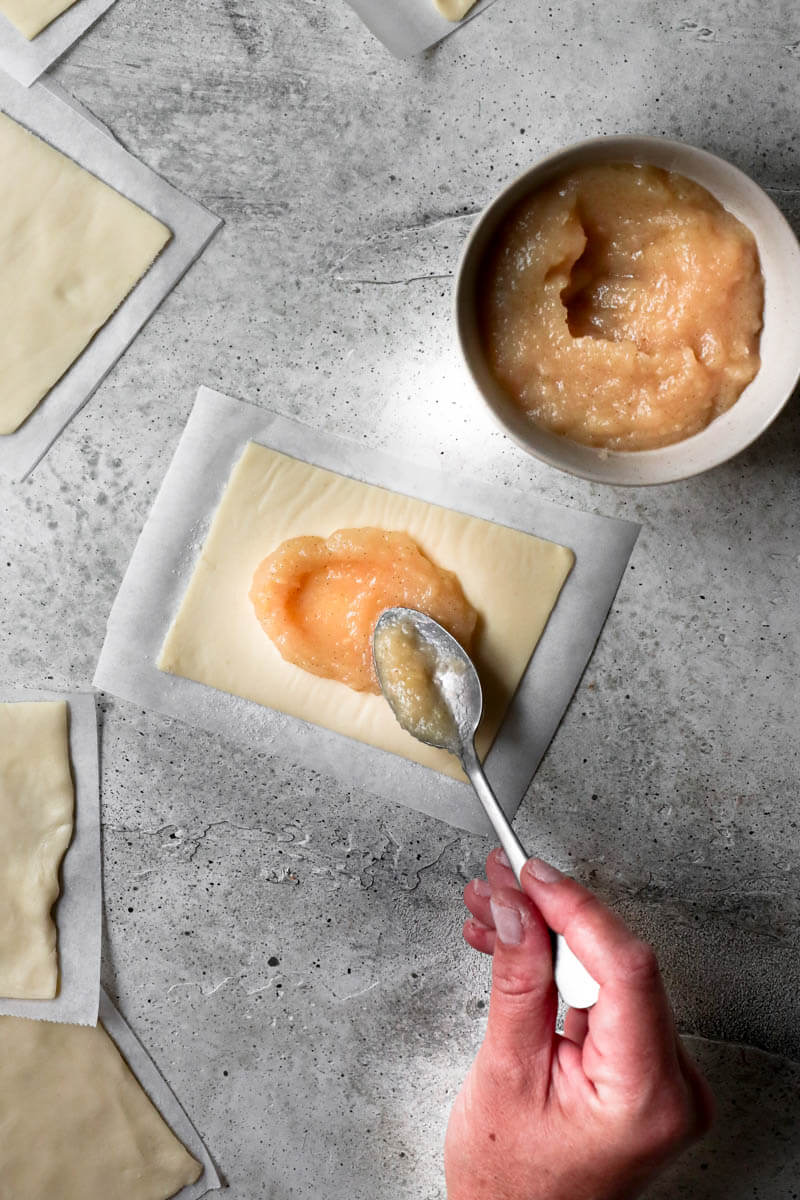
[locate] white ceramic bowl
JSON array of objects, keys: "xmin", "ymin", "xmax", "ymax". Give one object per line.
[{"xmin": 455, "ymin": 135, "xmax": 800, "ymax": 485}]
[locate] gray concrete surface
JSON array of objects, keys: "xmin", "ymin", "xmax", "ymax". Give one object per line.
[{"xmin": 1, "ymin": 0, "xmax": 799, "ymax": 1195}]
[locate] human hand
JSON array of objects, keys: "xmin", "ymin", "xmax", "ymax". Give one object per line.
[{"xmin": 445, "ymin": 850, "xmax": 713, "ymax": 1200}]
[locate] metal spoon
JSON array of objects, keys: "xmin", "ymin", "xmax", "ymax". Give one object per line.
[{"xmin": 373, "ymin": 607, "xmax": 599, "ymax": 1010}]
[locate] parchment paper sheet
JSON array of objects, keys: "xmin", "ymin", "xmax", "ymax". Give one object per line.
[
  {"xmin": 99, "ymin": 990, "xmax": 221, "ymax": 1200},
  {"xmin": 39, "ymin": 73, "xmax": 117, "ymax": 139},
  {"xmin": 0, "ymin": 689, "xmax": 101, "ymax": 1025},
  {"xmin": 346, "ymin": 0, "xmax": 499, "ymax": 56},
  {"xmin": 0, "ymin": 73, "xmax": 222, "ymax": 484},
  {"xmin": 0, "ymin": 0, "xmax": 118, "ymax": 87},
  {"xmin": 95, "ymin": 387, "xmax": 639, "ymax": 835}
]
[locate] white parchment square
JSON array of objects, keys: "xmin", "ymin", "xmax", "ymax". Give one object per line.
[
  {"xmin": 0, "ymin": 0, "xmax": 118, "ymax": 87},
  {"xmin": 0, "ymin": 74, "xmax": 222, "ymax": 484},
  {"xmin": 345, "ymin": 0, "xmax": 499, "ymax": 57},
  {"xmin": 94, "ymin": 386, "xmax": 640, "ymax": 836},
  {"xmin": 0, "ymin": 689, "xmax": 101, "ymax": 1025}
]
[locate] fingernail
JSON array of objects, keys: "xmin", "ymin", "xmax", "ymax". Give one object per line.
[
  {"xmin": 472, "ymin": 879, "xmax": 492, "ymax": 897},
  {"xmin": 524, "ymin": 857, "xmax": 563, "ymax": 883},
  {"xmin": 496, "ymin": 849, "xmax": 510, "ymax": 868},
  {"xmin": 490, "ymin": 898, "xmax": 523, "ymax": 945}
]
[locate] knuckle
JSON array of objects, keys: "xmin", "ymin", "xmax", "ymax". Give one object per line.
[
  {"xmin": 566, "ymin": 889, "xmax": 597, "ymax": 923},
  {"xmin": 493, "ymin": 962, "xmax": 550, "ymax": 998},
  {"xmin": 626, "ymin": 1084, "xmax": 696, "ymax": 1151},
  {"xmin": 490, "ymin": 918, "xmax": 553, "ymax": 997},
  {"xmin": 658, "ymin": 1096, "xmax": 694, "ymax": 1144},
  {"xmin": 561, "ymin": 890, "xmax": 602, "ymax": 940},
  {"xmin": 616, "ymin": 939, "xmax": 660, "ymax": 985}
]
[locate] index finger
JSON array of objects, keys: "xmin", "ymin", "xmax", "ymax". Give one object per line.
[{"xmin": 520, "ymin": 859, "xmax": 679, "ymax": 1088}]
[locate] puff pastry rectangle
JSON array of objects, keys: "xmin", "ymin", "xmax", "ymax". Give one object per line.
[
  {"xmin": 0, "ymin": 1013, "xmax": 202, "ymax": 1199},
  {"xmin": 0, "ymin": 0, "xmax": 79, "ymax": 38},
  {"xmin": 158, "ymin": 443, "xmax": 575, "ymax": 780},
  {"xmin": 433, "ymin": 0, "xmax": 478, "ymax": 19},
  {"xmin": 0, "ymin": 700, "xmax": 74, "ymax": 999},
  {"xmin": 0, "ymin": 111, "xmax": 171, "ymax": 435}
]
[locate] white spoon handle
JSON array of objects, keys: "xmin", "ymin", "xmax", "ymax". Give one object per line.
[{"xmin": 461, "ymin": 743, "xmax": 599, "ymax": 1010}]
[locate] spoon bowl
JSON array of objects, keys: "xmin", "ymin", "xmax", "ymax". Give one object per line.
[{"xmin": 373, "ymin": 607, "xmax": 482, "ymax": 755}]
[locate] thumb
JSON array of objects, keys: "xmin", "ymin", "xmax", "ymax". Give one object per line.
[{"xmin": 481, "ymin": 885, "xmax": 557, "ymax": 1091}]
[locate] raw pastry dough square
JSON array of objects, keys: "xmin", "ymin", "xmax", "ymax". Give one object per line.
[
  {"xmin": 158, "ymin": 444, "xmax": 574, "ymax": 780},
  {"xmin": 0, "ymin": 112, "xmax": 172, "ymax": 435},
  {"xmin": 0, "ymin": 1014, "xmax": 202, "ymax": 1199},
  {"xmin": 0, "ymin": 701, "xmax": 73, "ymax": 1000},
  {"xmin": 0, "ymin": 0, "xmax": 79, "ymax": 38},
  {"xmin": 434, "ymin": 0, "xmax": 478, "ymax": 20}
]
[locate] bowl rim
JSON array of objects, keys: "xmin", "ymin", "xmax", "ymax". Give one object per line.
[{"xmin": 454, "ymin": 133, "xmax": 800, "ymax": 486}]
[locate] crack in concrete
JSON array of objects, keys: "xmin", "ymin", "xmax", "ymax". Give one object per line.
[
  {"xmin": 386, "ymin": 208, "xmax": 482, "ymax": 235},
  {"xmin": 183, "ymin": 818, "xmax": 275, "ymax": 861},
  {"xmin": 105, "ymin": 818, "xmax": 272, "ymax": 840},
  {"xmin": 331, "ymin": 207, "xmax": 479, "ymax": 286},
  {"xmin": 337, "ymin": 273, "xmax": 453, "ymax": 286},
  {"xmin": 165, "ymin": 976, "xmax": 232, "ymax": 998},
  {"xmin": 105, "ymin": 821, "xmax": 185, "ymax": 837},
  {"xmin": 334, "ymin": 978, "xmax": 381, "ymax": 1002},
  {"xmin": 404, "ymin": 837, "xmax": 461, "ymax": 891},
  {"xmin": 318, "ymin": 975, "xmax": 383, "ymax": 1004},
  {"xmin": 107, "ymin": 817, "xmax": 463, "ymax": 891}
]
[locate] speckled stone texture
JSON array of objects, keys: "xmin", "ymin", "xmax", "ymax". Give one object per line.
[{"xmin": 1, "ymin": 0, "xmax": 799, "ymax": 1196}]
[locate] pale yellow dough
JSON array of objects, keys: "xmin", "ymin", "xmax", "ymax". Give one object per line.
[
  {"xmin": 0, "ymin": 0, "xmax": 79, "ymax": 38},
  {"xmin": 0, "ymin": 112, "xmax": 172, "ymax": 436},
  {"xmin": 0, "ymin": 1015, "xmax": 202, "ymax": 1199},
  {"xmin": 0, "ymin": 701, "xmax": 73, "ymax": 1000},
  {"xmin": 434, "ymin": 0, "xmax": 478, "ymax": 20},
  {"xmin": 158, "ymin": 444, "xmax": 574, "ymax": 780}
]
